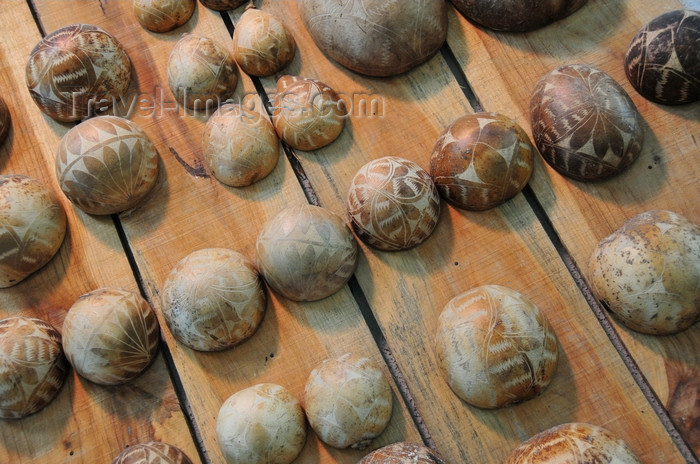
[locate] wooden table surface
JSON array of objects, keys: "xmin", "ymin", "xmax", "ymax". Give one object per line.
[{"xmin": 1, "ymin": 1, "xmax": 698, "ymax": 463}]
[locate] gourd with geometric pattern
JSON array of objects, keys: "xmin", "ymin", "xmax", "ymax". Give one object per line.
[
  {"xmin": 358, "ymin": 442, "xmax": 451, "ymax": 464},
  {"xmin": 132, "ymin": 0, "xmax": 196, "ymax": 33},
  {"xmin": 111, "ymin": 440, "xmax": 194, "ymax": 464},
  {"xmin": 55, "ymin": 115, "xmax": 159, "ymax": 215},
  {"xmin": 26, "ymin": 24, "xmax": 131, "ymax": 122},
  {"xmin": 450, "ymin": 0, "xmax": 587, "ymax": 32},
  {"xmin": 0, "ymin": 317, "xmax": 69, "ymax": 419}
]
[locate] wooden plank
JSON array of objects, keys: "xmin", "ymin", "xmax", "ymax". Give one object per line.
[
  {"xmin": 31, "ymin": 1, "xmax": 423, "ymax": 463},
  {"xmin": 0, "ymin": 1, "xmax": 199, "ymax": 463},
  {"xmin": 243, "ymin": 0, "xmax": 691, "ymax": 463},
  {"xmin": 446, "ymin": 0, "xmax": 700, "ymax": 454}
]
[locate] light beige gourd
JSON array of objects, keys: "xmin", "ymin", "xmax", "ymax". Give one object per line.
[
  {"xmin": 0, "ymin": 317, "xmax": 69, "ymax": 419},
  {"xmin": 304, "ymin": 353, "xmax": 393, "ymax": 449},
  {"xmin": 160, "ymin": 248, "xmax": 266, "ymax": 351},
  {"xmin": 62, "ymin": 288, "xmax": 160, "ymax": 385},
  {"xmin": 55, "ymin": 115, "xmax": 159, "ymax": 215},
  {"xmin": 589, "ymin": 210, "xmax": 700, "ymax": 334},
  {"xmin": 232, "ymin": 6, "xmax": 296, "ymax": 77},
  {"xmin": 0, "ymin": 174, "xmax": 66, "ymax": 287},
  {"xmin": 216, "ymin": 383, "xmax": 306, "ymax": 464},
  {"xmin": 435, "ymin": 285, "xmax": 558, "ymax": 409},
  {"xmin": 202, "ymin": 102, "xmax": 279, "ymax": 187},
  {"xmin": 256, "ymin": 204, "xmax": 358, "ymax": 302},
  {"xmin": 132, "ymin": 0, "xmax": 196, "ymax": 32}
]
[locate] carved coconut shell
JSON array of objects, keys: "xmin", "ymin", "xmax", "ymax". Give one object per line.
[
  {"xmin": 430, "ymin": 112, "xmax": 534, "ymax": 211},
  {"xmin": 0, "ymin": 317, "xmax": 69, "ymax": 419},
  {"xmin": 160, "ymin": 248, "xmax": 266, "ymax": 351},
  {"xmin": 304, "ymin": 353, "xmax": 393, "ymax": 450},
  {"xmin": 504, "ymin": 422, "xmax": 641, "ymax": 463},
  {"xmin": 299, "ymin": 0, "xmax": 447, "ymax": 77},
  {"xmin": 0, "ymin": 174, "xmax": 67, "ymax": 288},
  {"xmin": 358, "ymin": 442, "xmax": 450, "ymax": 464},
  {"xmin": 529, "ymin": 64, "xmax": 643, "ymax": 182},
  {"xmin": 256, "ymin": 204, "xmax": 358, "ymax": 302},
  {"xmin": 62, "ymin": 288, "xmax": 160, "ymax": 385},
  {"xmin": 624, "ymin": 9, "xmax": 700, "ymax": 105},
  {"xmin": 435, "ymin": 285, "xmax": 558, "ymax": 409},
  {"xmin": 167, "ymin": 34, "xmax": 238, "ymax": 111},
  {"xmin": 232, "ymin": 6, "xmax": 296, "ymax": 77},
  {"xmin": 450, "ymin": 0, "xmax": 588, "ymax": 32},
  {"xmin": 0, "ymin": 97, "xmax": 10, "ymax": 146},
  {"xmin": 55, "ymin": 115, "xmax": 159, "ymax": 215},
  {"xmin": 216, "ymin": 383, "xmax": 306, "ymax": 464},
  {"xmin": 347, "ymin": 156, "xmax": 440, "ymax": 251},
  {"xmin": 202, "ymin": 102, "xmax": 279, "ymax": 187},
  {"xmin": 588, "ymin": 210, "xmax": 700, "ymax": 335},
  {"xmin": 25, "ymin": 24, "xmax": 131, "ymax": 122},
  {"xmin": 111, "ymin": 441, "xmax": 194, "ymax": 464},
  {"xmin": 133, "ymin": 0, "xmax": 196, "ymax": 33},
  {"xmin": 271, "ymin": 75, "xmax": 346, "ymax": 151}
]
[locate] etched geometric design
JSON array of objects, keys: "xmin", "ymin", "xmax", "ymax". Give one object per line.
[
  {"xmin": 624, "ymin": 10, "xmax": 700, "ymax": 105},
  {"xmin": 256, "ymin": 204, "xmax": 358, "ymax": 301},
  {"xmin": 55, "ymin": 116, "xmax": 159, "ymax": 215},
  {"xmin": 435, "ymin": 285, "xmax": 558, "ymax": 409},
  {"xmin": 358, "ymin": 442, "xmax": 449, "ymax": 464},
  {"xmin": 62, "ymin": 288, "xmax": 160, "ymax": 386},
  {"xmin": 530, "ymin": 64, "xmax": 644, "ymax": 181},
  {"xmin": 216, "ymin": 383, "xmax": 306, "ymax": 464},
  {"xmin": 430, "ymin": 113, "xmax": 534, "ymax": 211},
  {"xmin": 504, "ymin": 422, "xmax": 642, "ymax": 464},
  {"xmin": 0, "ymin": 175, "xmax": 67, "ymax": 287},
  {"xmin": 167, "ymin": 34, "xmax": 238, "ymax": 110},
  {"xmin": 161, "ymin": 248, "xmax": 266, "ymax": 352},
  {"xmin": 111, "ymin": 440, "xmax": 194, "ymax": 464},
  {"xmin": 347, "ymin": 156, "xmax": 440, "ymax": 251},
  {"xmin": 300, "ymin": 0, "xmax": 448, "ymax": 76},
  {"xmin": 0, "ymin": 317, "xmax": 68, "ymax": 419},
  {"xmin": 271, "ymin": 75, "xmax": 346, "ymax": 151},
  {"xmin": 232, "ymin": 8, "xmax": 296, "ymax": 77},
  {"xmin": 305, "ymin": 353, "xmax": 393, "ymax": 449},
  {"xmin": 25, "ymin": 24, "xmax": 131, "ymax": 122},
  {"xmin": 133, "ymin": 0, "xmax": 195, "ymax": 33}
]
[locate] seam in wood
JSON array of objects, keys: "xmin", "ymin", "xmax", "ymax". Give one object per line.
[
  {"xmin": 26, "ymin": 0, "xmax": 46, "ymax": 37},
  {"xmin": 439, "ymin": 37, "xmax": 698, "ymax": 462}
]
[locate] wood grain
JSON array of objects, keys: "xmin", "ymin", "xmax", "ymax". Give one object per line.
[
  {"xmin": 30, "ymin": 1, "xmax": 423, "ymax": 463},
  {"xmin": 447, "ymin": 0, "xmax": 699, "ymax": 454},
  {"xmin": 0, "ymin": 1, "xmax": 198, "ymax": 463}
]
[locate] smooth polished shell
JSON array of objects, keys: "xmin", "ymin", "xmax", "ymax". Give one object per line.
[
  {"xmin": 202, "ymin": 102, "xmax": 279, "ymax": 187},
  {"xmin": 167, "ymin": 34, "xmax": 238, "ymax": 110},
  {"xmin": 0, "ymin": 174, "xmax": 67, "ymax": 288},
  {"xmin": 271, "ymin": 75, "xmax": 346, "ymax": 151},
  {"xmin": 232, "ymin": 6, "xmax": 296, "ymax": 77},
  {"xmin": 625, "ymin": 9, "xmax": 700, "ymax": 105},
  {"xmin": 435, "ymin": 285, "xmax": 558, "ymax": 409},
  {"xmin": 256, "ymin": 204, "xmax": 358, "ymax": 302},
  {"xmin": 161, "ymin": 248, "xmax": 266, "ymax": 351},
  {"xmin": 111, "ymin": 441, "xmax": 194, "ymax": 464},
  {"xmin": 304, "ymin": 353, "xmax": 392, "ymax": 450},
  {"xmin": 62, "ymin": 288, "xmax": 160, "ymax": 385},
  {"xmin": 451, "ymin": 0, "xmax": 587, "ymax": 32},
  {"xmin": 133, "ymin": 0, "xmax": 196, "ymax": 32},
  {"xmin": 299, "ymin": 0, "xmax": 448, "ymax": 76},
  {"xmin": 26, "ymin": 24, "xmax": 131, "ymax": 122},
  {"xmin": 216, "ymin": 383, "xmax": 306, "ymax": 464},
  {"xmin": 347, "ymin": 156, "xmax": 440, "ymax": 251},
  {"xmin": 430, "ymin": 112, "xmax": 534, "ymax": 211},
  {"xmin": 504, "ymin": 422, "xmax": 641, "ymax": 463},
  {"xmin": 0, "ymin": 317, "xmax": 68, "ymax": 419},
  {"xmin": 589, "ymin": 210, "xmax": 700, "ymax": 335},
  {"xmin": 529, "ymin": 64, "xmax": 643, "ymax": 181},
  {"xmin": 358, "ymin": 442, "xmax": 450, "ymax": 464},
  {"xmin": 56, "ymin": 115, "xmax": 159, "ymax": 215},
  {"xmin": 0, "ymin": 97, "xmax": 10, "ymax": 146}
]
